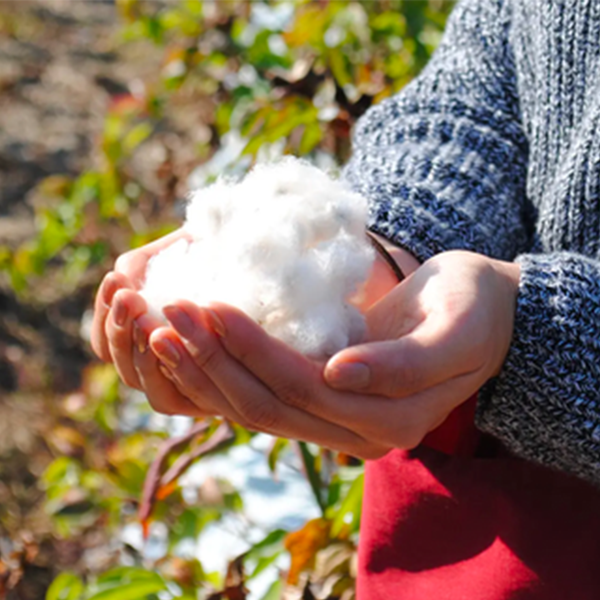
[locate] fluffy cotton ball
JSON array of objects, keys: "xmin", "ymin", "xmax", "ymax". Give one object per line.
[{"xmin": 141, "ymin": 157, "xmax": 374, "ymax": 357}]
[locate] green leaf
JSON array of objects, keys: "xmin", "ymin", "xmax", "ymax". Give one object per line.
[
  {"xmin": 46, "ymin": 573, "xmax": 84, "ymax": 600},
  {"xmin": 267, "ymin": 438, "xmax": 289, "ymax": 473},
  {"xmin": 42, "ymin": 457, "xmax": 81, "ymax": 488},
  {"xmin": 328, "ymin": 48, "xmax": 353, "ymax": 88},
  {"xmin": 70, "ymin": 172, "xmax": 101, "ymax": 207},
  {"xmin": 183, "ymin": 0, "xmax": 203, "ymax": 18},
  {"xmin": 331, "ymin": 473, "xmax": 363, "ymax": 538},
  {"xmin": 142, "ymin": 15, "xmax": 164, "ymax": 44},
  {"xmin": 86, "ymin": 581, "xmax": 167, "ymax": 600},
  {"xmin": 242, "ymin": 132, "xmax": 268, "ymax": 156},
  {"xmin": 88, "ymin": 568, "xmax": 168, "ymax": 600},
  {"xmin": 243, "ymin": 528, "xmax": 288, "ymax": 579},
  {"xmin": 245, "ymin": 529, "xmax": 287, "ymax": 562},
  {"xmin": 370, "ymin": 12, "xmax": 406, "ymax": 37},
  {"xmin": 122, "ymin": 122, "xmax": 153, "ymax": 154},
  {"xmin": 96, "ymin": 567, "xmax": 165, "ymax": 585},
  {"xmin": 325, "ymin": 475, "xmax": 342, "ymax": 510},
  {"xmin": 298, "ymin": 442, "xmax": 326, "ymax": 514},
  {"xmin": 298, "ymin": 122, "xmax": 322, "ymax": 155},
  {"xmin": 215, "ymin": 102, "xmax": 233, "ymax": 135},
  {"xmin": 249, "ymin": 554, "xmax": 282, "ymax": 580},
  {"xmin": 259, "ymin": 579, "xmax": 282, "ymax": 600}
]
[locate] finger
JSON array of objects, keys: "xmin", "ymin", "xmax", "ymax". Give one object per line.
[
  {"xmin": 163, "ymin": 302, "xmax": 387, "ymax": 460},
  {"xmin": 323, "ymin": 321, "xmax": 475, "ymax": 398},
  {"xmin": 183, "ymin": 302, "xmax": 371, "ymax": 429},
  {"xmin": 91, "ymin": 271, "xmax": 132, "ymax": 362},
  {"xmin": 114, "ymin": 228, "xmax": 190, "ymax": 287},
  {"xmin": 198, "ymin": 304, "xmax": 479, "ymax": 451},
  {"xmin": 183, "ymin": 302, "xmax": 467, "ymax": 452},
  {"xmin": 131, "ymin": 316, "xmax": 208, "ymax": 417},
  {"xmin": 183, "ymin": 301, "xmax": 326, "ymax": 414},
  {"xmin": 303, "ymin": 372, "xmax": 479, "ymax": 451},
  {"xmin": 148, "ymin": 327, "xmax": 234, "ymax": 419},
  {"xmin": 105, "ymin": 289, "xmax": 147, "ymax": 389}
]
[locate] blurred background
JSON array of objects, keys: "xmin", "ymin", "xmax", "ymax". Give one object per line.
[{"xmin": 0, "ymin": 1, "xmax": 452, "ymax": 598}]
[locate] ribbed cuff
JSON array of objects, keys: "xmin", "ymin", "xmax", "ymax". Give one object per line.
[{"xmin": 476, "ymin": 253, "xmax": 600, "ymax": 484}]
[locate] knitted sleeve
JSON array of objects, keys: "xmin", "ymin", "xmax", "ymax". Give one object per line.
[
  {"xmin": 344, "ymin": 0, "xmax": 600, "ymax": 483},
  {"xmin": 344, "ymin": 0, "xmax": 531, "ymax": 263}
]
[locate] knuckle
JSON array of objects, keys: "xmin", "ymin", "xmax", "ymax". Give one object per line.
[
  {"xmin": 274, "ymin": 380, "xmax": 313, "ymax": 411},
  {"xmin": 106, "ymin": 321, "xmax": 125, "ymax": 348},
  {"xmin": 388, "ymin": 353, "xmax": 421, "ymax": 396},
  {"xmin": 232, "ymin": 342, "xmax": 254, "ymax": 367},
  {"xmin": 184, "ymin": 388, "xmax": 212, "ymax": 410},
  {"xmin": 188, "ymin": 340, "xmax": 221, "ymax": 372},
  {"xmin": 242, "ymin": 402, "xmax": 279, "ymax": 432}
]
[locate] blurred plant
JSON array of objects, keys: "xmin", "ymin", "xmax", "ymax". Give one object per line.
[{"xmin": 0, "ymin": 1, "xmax": 452, "ymax": 598}]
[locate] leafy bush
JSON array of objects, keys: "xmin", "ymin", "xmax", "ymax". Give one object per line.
[{"xmin": 0, "ymin": 1, "xmax": 452, "ymax": 598}]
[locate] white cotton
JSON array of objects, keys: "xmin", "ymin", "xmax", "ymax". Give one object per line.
[{"xmin": 140, "ymin": 157, "xmax": 375, "ymax": 357}]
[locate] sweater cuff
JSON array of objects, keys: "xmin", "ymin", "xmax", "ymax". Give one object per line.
[{"xmin": 476, "ymin": 253, "xmax": 600, "ymax": 482}]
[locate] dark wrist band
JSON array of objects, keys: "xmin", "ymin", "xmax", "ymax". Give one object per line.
[{"xmin": 366, "ymin": 230, "xmax": 405, "ymax": 283}]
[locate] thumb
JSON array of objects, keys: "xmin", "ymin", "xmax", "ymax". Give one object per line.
[{"xmin": 323, "ymin": 325, "xmax": 459, "ymax": 398}]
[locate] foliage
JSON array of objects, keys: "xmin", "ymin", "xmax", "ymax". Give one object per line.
[{"xmin": 0, "ymin": 1, "xmax": 452, "ymax": 598}]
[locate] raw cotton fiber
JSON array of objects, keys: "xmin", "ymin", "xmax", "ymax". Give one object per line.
[{"xmin": 141, "ymin": 157, "xmax": 374, "ymax": 357}]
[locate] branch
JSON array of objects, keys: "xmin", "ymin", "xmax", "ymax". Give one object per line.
[{"xmin": 138, "ymin": 420, "xmax": 234, "ymax": 531}]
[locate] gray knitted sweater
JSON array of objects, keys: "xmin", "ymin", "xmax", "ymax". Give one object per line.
[{"xmin": 344, "ymin": 0, "xmax": 600, "ymax": 484}]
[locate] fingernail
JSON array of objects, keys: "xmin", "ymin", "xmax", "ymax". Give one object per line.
[
  {"xmin": 204, "ymin": 309, "xmax": 226, "ymax": 337},
  {"xmin": 112, "ymin": 297, "xmax": 128, "ymax": 327},
  {"xmin": 163, "ymin": 306, "xmax": 195, "ymax": 339},
  {"xmin": 158, "ymin": 363, "xmax": 174, "ymax": 381},
  {"xmin": 133, "ymin": 321, "xmax": 148, "ymax": 354},
  {"xmin": 325, "ymin": 362, "xmax": 371, "ymax": 390},
  {"xmin": 103, "ymin": 275, "xmax": 119, "ymax": 309},
  {"xmin": 152, "ymin": 338, "xmax": 180, "ymax": 370}
]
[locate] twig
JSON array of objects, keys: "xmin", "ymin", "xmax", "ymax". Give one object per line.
[
  {"xmin": 160, "ymin": 422, "xmax": 235, "ymax": 487},
  {"xmin": 138, "ymin": 420, "xmax": 233, "ymax": 529}
]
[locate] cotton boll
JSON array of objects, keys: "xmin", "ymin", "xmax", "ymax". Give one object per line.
[{"xmin": 141, "ymin": 157, "xmax": 375, "ymax": 357}]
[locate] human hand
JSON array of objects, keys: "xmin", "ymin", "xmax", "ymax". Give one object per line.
[
  {"xmin": 324, "ymin": 251, "xmax": 521, "ymax": 434},
  {"xmin": 148, "ymin": 250, "xmax": 518, "ymax": 455},
  {"xmin": 145, "ymin": 250, "xmax": 514, "ymax": 456},
  {"xmin": 91, "ymin": 228, "xmax": 189, "ymax": 364},
  {"xmin": 91, "ymin": 228, "xmax": 419, "ymax": 422},
  {"xmin": 147, "ymin": 300, "xmax": 392, "ymax": 458},
  {"xmin": 90, "ymin": 229, "xmax": 208, "ymax": 417}
]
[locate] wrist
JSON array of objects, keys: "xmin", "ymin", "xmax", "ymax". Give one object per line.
[
  {"xmin": 367, "ymin": 231, "xmax": 421, "ymax": 278},
  {"xmin": 490, "ymin": 258, "xmax": 521, "ymax": 376},
  {"xmin": 352, "ymin": 233, "xmax": 421, "ymax": 312},
  {"xmin": 492, "ymin": 259, "xmax": 521, "ymax": 298}
]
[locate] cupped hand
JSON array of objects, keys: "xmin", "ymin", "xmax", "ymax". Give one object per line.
[
  {"xmin": 325, "ymin": 250, "xmax": 521, "ymax": 414},
  {"xmin": 150, "ymin": 250, "xmax": 519, "ymax": 456},
  {"xmin": 90, "ymin": 228, "xmax": 207, "ymax": 417},
  {"xmin": 150, "ymin": 300, "xmax": 391, "ymax": 458},
  {"xmin": 90, "ymin": 231, "xmax": 415, "ymax": 426},
  {"xmin": 91, "ymin": 228, "xmax": 189, "ymax": 364}
]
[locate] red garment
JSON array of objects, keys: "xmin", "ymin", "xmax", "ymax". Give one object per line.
[{"xmin": 358, "ymin": 396, "xmax": 600, "ymax": 599}]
